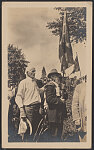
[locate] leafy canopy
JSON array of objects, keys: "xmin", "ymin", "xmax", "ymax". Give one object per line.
[
  {"xmin": 8, "ymin": 44, "xmax": 29, "ymax": 87},
  {"xmin": 46, "ymin": 7, "xmax": 86, "ymax": 43}
]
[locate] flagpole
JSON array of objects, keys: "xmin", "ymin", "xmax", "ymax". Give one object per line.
[
  {"xmin": 62, "ymin": 10, "xmax": 67, "ymax": 77},
  {"xmin": 80, "ymin": 70, "xmax": 81, "ymax": 77}
]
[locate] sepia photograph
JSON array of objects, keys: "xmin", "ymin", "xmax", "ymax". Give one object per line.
[{"xmin": 2, "ymin": 1, "xmax": 92, "ymax": 149}]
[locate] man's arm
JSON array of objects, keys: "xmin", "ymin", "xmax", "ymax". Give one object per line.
[
  {"xmin": 15, "ymin": 81, "xmax": 25, "ymax": 108},
  {"xmin": 72, "ymin": 85, "xmax": 80, "ymax": 125},
  {"xmin": 15, "ymin": 81, "xmax": 26, "ymax": 118}
]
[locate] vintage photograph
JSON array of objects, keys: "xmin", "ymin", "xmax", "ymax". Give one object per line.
[{"xmin": 2, "ymin": 2, "xmax": 92, "ymax": 149}]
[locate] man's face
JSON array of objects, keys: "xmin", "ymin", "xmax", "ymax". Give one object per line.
[
  {"xmin": 51, "ymin": 75, "xmax": 60, "ymax": 84},
  {"xmin": 28, "ymin": 71, "xmax": 35, "ymax": 79}
]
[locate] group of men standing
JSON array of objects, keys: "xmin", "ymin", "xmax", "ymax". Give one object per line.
[{"xmin": 8, "ymin": 64, "xmax": 87, "ymax": 142}]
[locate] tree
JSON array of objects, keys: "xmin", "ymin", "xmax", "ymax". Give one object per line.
[
  {"xmin": 8, "ymin": 44, "xmax": 30, "ymax": 87},
  {"xmin": 46, "ymin": 7, "xmax": 86, "ymax": 43}
]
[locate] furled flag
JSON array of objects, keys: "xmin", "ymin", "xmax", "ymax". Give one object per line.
[
  {"xmin": 41, "ymin": 66, "xmax": 46, "ymax": 79},
  {"xmin": 59, "ymin": 11, "xmax": 74, "ymax": 74}
]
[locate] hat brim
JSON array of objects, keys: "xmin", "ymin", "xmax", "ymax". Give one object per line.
[{"xmin": 48, "ymin": 72, "xmax": 62, "ymax": 78}]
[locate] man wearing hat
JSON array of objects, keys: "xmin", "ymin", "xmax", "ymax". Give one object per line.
[
  {"xmin": 45, "ymin": 69, "xmax": 66, "ymax": 141},
  {"xmin": 15, "ymin": 64, "xmax": 42, "ymax": 141}
]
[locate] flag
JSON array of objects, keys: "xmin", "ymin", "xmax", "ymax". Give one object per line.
[
  {"xmin": 72, "ymin": 52, "xmax": 80, "ymax": 73},
  {"xmin": 59, "ymin": 11, "xmax": 74, "ymax": 73},
  {"xmin": 65, "ymin": 64, "xmax": 74, "ymax": 77},
  {"xmin": 69, "ymin": 71, "xmax": 81, "ymax": 79}
]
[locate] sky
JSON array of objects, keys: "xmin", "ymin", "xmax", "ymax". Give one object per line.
[{"xmin": 7, "ymin": 7, "xmax": 87, "ymax": 79}]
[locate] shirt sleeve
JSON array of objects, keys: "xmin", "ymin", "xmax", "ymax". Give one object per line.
[
  {"xmin": 15, "ymin": 81, "xmax": 25, "ymax": 108},
  {"xmin": 72, "ymin": 85, "xmax": 80, "ymax": 121}
]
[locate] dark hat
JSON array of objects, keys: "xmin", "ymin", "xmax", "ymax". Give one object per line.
[{"xmin": 48, "ymin": 69, "xmax": 62, "ymax": 78}]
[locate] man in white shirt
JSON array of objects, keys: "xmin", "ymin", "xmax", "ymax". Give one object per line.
[
  {"xmin": 72, "ymin": 77, "xmax": 87, "ymax": 142},
  {"xmin": 15, "ymin": 65, "xmax": 42, "ymax": 140}
]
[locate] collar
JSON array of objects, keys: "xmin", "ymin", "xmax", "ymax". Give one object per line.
[
  {"xmin": 52, "ymin": 81, "xmax": 59, "ymax": 87},
  {"xmin": 26, "ymin": 76, "xmax": 36, "ymax": 82}
]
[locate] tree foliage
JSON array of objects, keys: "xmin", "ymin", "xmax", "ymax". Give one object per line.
[
  {"xmin": 46, "ymin": 7, "xmax": 86, "ymax": 43},
  {"xmin": 8, "ymin": 44, "xmax": 29, "ymax": 87}
]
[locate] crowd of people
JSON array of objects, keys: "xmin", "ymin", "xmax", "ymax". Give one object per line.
[{"xmin": 8, "ymin": 64, "xmax": 87, "ymax": 142}]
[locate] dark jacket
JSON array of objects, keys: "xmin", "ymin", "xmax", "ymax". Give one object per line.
[
  {"xmin": 45, "ymin": 81, "xmax": 62, "ymax": 108},
  {"xmin": 45, "ymin": 81, "xmax": 67, "ymax": 123}
]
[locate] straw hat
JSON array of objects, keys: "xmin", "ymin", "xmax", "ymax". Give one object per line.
[{"xmin": 48, "ymin": 69, "xmax": 62, "ymax": 78}]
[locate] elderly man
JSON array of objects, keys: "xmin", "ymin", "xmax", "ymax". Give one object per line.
[
  {"xmin": 45, "ymin": 69, "xmax": 67, "ymax": 141},
  {"xmin": 72, "ymin": 77, "xmax": 87, "ymax": 142},
  {"xmin": 15, "ymin": 64, "xmax": 42, "ymax": 140}
]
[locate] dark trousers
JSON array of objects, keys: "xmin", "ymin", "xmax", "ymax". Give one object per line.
[
  {"xmin": 25, "ymin": 104, "xmax": 41, "ymax": 134},
  {"xmin": 48, "ymin": 122, "xmax": 63, "ymax": 142},
  {"xmin": 23, "ymin": 104, "xmax": 42, "ymax": 142},
  {"xmin": 47, "ymin": 106, "xmax": 64, "ymax": 142}
]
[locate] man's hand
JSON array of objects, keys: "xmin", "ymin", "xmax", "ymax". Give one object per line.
[
  {"xmin": 75, "ymin": 119, "xmax": 81, "ymax": 132},
  {"xmin": 39, "ymin": 107, "xmax": 44, "ymax": 115},
  {"xmin": 60, "ymin": 98, "xmax": 65, "ymax": 103},
  {"xmin": 20, "ymin": 107, "xmax": 26, "ymax": 119},
  {"xmin": 76, "ymin": 125, "xmax": 81, "ymax": 132},
  {"xmin": 75, "ymin": 119, "xmax": 80, "ymax": 126}
]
